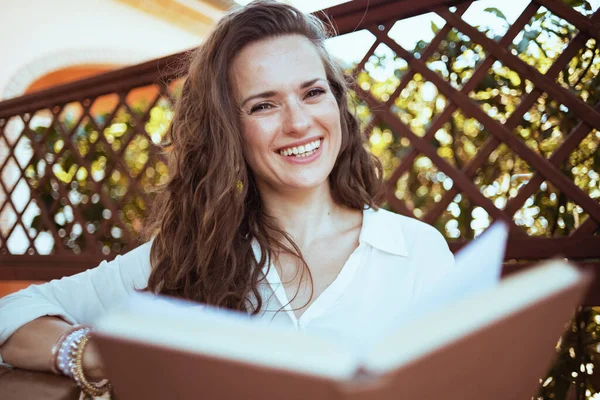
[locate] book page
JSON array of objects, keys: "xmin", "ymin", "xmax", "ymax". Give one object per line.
[
  {"xmin": 95, "ymin": 292, "xmax": 361, "ymax": 380},
  {"xmin": 390, "ymin": 221, "xmax": 509, "ymax": 327},
  {"xmin": 362, "ymin": 260, "xmax": 583, "ymax": 375},
  {"xmin": 96, "ymin": 222, "xmax": 509, "ymax": 381},
  {"xmin": 426, "ymin": 221, "xmax": 508, "ymax": 308}
]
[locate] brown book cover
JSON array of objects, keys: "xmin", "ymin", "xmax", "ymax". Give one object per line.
[{"xmin": 94, "ymin": 260, "xmax": 592, "ymax": 400}]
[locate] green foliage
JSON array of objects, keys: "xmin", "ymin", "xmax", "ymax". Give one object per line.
[
  {"xmin": 538, "ymin": 307, "xmax": 600, "ymax": 399},
  {"xmin": 23, "ymin": 97, "xmax": 172, "ymax": 255},
  {"xmin": 13, "ymin": 2, "xmax": 599, "ymax": 398},
  {"xmin": 355, "ymin": 4, "xmax": 599, "ymax": 240},
  {"xmin": 484, "ymin": 7, "xmax": 508, "ymax": 23}
]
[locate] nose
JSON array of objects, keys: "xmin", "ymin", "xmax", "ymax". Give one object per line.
[{"xmin": 282, "ymin": 100, "xmax": 310, "ymax": 136}]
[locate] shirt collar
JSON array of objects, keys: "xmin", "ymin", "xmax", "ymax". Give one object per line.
[
  {"xmin": 253, "ymin": 207, "xmax": 409, "ymax": 283},
  {"xmin": 359, "ymin": 207, "xmax": 408, "ymax": 257}
]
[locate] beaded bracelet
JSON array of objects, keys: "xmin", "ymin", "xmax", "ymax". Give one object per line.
[
  {"xmin": 71, "ymin": 334, "xmax": 112, "ymax": 397},
  {"xmin": 50, "ymin": 325, "xmax": 83, "ymax": 375},
  {"xmin": 56, "ymin": 327, "xmax": 91, "ymax": 378}
]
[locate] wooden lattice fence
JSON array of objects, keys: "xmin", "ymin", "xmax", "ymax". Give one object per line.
[{"xmin": 0, "ymin": 0, "xmax": 598, "ymax": 303}]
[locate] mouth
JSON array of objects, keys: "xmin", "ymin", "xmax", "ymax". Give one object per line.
[{"xmin": 277, "ymin": 138, "xmax": 322, "ymax": 158}]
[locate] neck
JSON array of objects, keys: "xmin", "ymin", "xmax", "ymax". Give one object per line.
[{"xmin": 258, "ymin": 182, "xmax": 349, "ymax": 249}]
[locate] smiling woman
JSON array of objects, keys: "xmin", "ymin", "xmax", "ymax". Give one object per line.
[
  {"xmin": 232, "ymin": 36, "xmax": 342, "ymax": 192},
  {"xmin": 0, "ymin": 0, "xmax": 454, "ymax": 396}
]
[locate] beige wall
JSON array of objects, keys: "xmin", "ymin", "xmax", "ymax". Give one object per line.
[{"xmin": 0, "ymin": 0, "xmax": 205, "ymax": 100}]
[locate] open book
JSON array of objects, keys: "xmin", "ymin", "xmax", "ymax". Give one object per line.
[{"xmin": 94, "ymin": 223, "xmax": 592, "ymax": 400}]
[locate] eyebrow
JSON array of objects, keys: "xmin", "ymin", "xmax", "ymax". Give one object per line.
[{"xmin": 240, "ymin": 78, "xmax": 324, "ymax": 108}]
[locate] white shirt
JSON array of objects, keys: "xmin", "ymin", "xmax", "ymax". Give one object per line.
[{"xmin": 0, "ymin": 208, "xmax": 454, "ymax": 363}]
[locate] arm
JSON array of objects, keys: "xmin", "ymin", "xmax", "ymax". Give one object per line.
[
  {"xmin": 0, "ymin": 241, "xmax": 152, "ymax": 378},
  {"xmin": 1, "ymin": 316, "xmax": 105, "ymax": 380}
]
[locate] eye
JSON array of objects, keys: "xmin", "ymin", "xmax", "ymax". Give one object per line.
[
  {"xmin": 304, "ymin": 88, "xmax": 326, "ymax": 99},
  {"xmin": 249, "ymin": 103, "xmax": 274, "ymax": 114}
]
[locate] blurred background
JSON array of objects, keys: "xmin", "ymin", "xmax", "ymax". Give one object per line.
[{"xmin": 0, "ymin": 0, "xmax": 599, "ymax": 398}]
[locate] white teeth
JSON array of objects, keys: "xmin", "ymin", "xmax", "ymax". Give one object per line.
[
  {"xmin": 296, "ymin": 149, "xmax": 315, "ymax": 158},
  {"xmin": 279, "ymin": 139, "xmax": 322, "ymax": 156}
]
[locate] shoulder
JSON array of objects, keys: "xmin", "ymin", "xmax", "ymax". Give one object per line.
[
  {"xmin": 96, "ymin": 239, "xmax": 153, "ymax": 288},
  {"xmin": 363, "ymin": 207, "xmax": 451, "ymax": 262},
  {"xmin": 116, "ymin": 239, "xmax": 153, "ymax": 263},
  {"xmin": 367, "ymin": 207, "xmax": 446, "ymax": 245},
  {"xmin": 366, "ymin": 208, "xmax": 454, "ymax": 282}
]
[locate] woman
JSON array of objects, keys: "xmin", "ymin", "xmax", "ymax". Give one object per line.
[{"xmin": 0, "ymin": 0, "xmax": 454, "ymax": 396}]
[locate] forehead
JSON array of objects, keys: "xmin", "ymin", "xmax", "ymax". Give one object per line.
[{"xmin": 230, "ymin": 35, "xmax": 327, "ymax": 97}]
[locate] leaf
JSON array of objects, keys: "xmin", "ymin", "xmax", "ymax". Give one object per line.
[
  {"xmin": 533, "ymin": 11, "xmax": 547, "ymax": 21},
  {"xmin": 523, "ymin": 29, "xmax": 540, "ymax": 40},
  {"xmin": 562, "ymin": 64, "xmax": 571, "ymax": 86},
  {"xmin": 484, "ymin": 7, "xmax": 508, "ymax": 22},
  {"xmin": 507, "ymin": 71, "xmax": 522, "ymax": 87},
  {"xmin": 541, "ymin": 125, "xmax": 554, "ymax": 140},
  {"xmin": 475, "ymin": 75, "xmax": 495, "ymax": 92},
  {"xmin": 563, "ymin": 0, "xmax": 584, "ymax": 6},
  {"xmin": 30, "ymin": 215, "xmax": 42, "ymax": 230},
  {"xmin": 431, "ymin": 21, "xmax": 440, "ymax": 34},
  {"xmin": 394, "ymin": 69, "xmax": 406, "ymax": 80},
  {"xmin": 516, "ymin": 38, "xmax": 530, "ymax": 53}
]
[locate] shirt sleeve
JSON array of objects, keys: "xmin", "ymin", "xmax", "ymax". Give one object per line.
[{"xmin": 0, "ymin": 240, "xmax": 153, "ymax": 364}]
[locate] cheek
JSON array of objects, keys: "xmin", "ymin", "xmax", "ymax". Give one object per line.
[
  {"xmin": 240, "ymin": 119, "xmax": 275, "ymax": 162},
  {"xmin": 318, "ymin": 101, "xmax": 343, "ymax": 144},
  {"xmin": 319, "ymin": 97, "xmax": 341, "ymax": 124}
]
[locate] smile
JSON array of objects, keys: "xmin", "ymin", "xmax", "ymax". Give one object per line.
[{"xmin": 278, "ymin": 138, "xmax": 321, "ymax": 158}]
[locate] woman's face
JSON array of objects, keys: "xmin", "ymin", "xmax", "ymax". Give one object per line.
[{"xmin": 231, "ymin": 35, "xmax": 342, "ymax": 194}]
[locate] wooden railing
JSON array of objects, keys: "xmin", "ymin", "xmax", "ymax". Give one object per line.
[{"xmin": 0, "ymin": 0, "xmax": 598, "ymax": 302}]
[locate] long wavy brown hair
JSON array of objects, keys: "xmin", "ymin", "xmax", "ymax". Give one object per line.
[{"xmin": 143, "ymin": 0, "xmax": 383, "ymax": 314}]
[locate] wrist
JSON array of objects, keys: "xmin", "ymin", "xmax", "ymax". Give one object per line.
[
  {"xmin": 72, "ymin": 333, "xmax": 112, "ymax": 397},
  {"xmin": 82, "ymin": 338, "xmax": 106, "ymax": 382},
  {"xmin": 55, "ymin": 326, "xmax": 91, "ymax": 377},
  {"xmin": 50, "ymin": 324, "xmax": 83, "ymax": 375},
  {"xmin": 52, "ymin": 326, "xmax": 112, "ymax": 396}
]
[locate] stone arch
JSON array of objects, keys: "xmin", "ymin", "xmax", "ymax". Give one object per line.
[{"xmin": 1, "ymin": 47, "xmax": 149, "ymax": 99}]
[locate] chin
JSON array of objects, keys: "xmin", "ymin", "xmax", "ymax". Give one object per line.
[{"xmin": 284, "ymin": 177, "xmax": 330, "ymax": 191}]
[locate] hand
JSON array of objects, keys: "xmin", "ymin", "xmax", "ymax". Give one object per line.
[{"xmin": 82, "ymin": 338, "xmax": 106, "ymax": 382}]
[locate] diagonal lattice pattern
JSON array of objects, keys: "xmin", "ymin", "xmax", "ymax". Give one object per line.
[
  {"xmin": 347, "ymin": 0, "xmax": 600, "ymax": 250},
  {"xmin": 0, "ymin": 0, "xmax": 598, "ymax": 287},
  {"xmin": 0, "ymin": 83, "xmax": 173, "ymax": 261}
]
